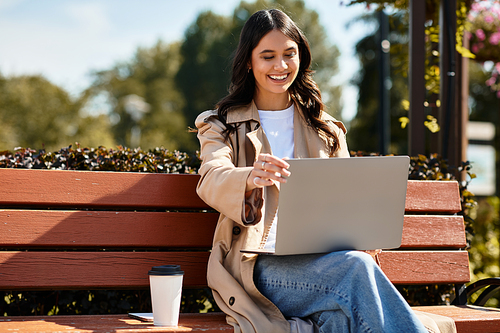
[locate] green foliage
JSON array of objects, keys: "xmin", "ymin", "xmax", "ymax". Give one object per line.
[
  {"xmin": 1, "ymin": 289, "xmax": 218, "ymax": 316},
  {"xmin": 468, "ymin": 196, "xmax": 500, "ymax": 307},
  {"xmin": 0, "ymin": 75, "xmax": 83, "ymax": 152},
  {"xmin": 88, "ymin": 41, "xmax": 196, "ymax": 151},
  {"xmin": 0, "ymin": 144, "xmax": 200, "ymax": 174}
]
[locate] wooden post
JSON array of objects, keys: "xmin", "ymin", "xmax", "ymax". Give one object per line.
[
  {"xmin": 439, "ymin": 0, "xmax": 467, "ymax": 170},
  {"xmin": 409, "ymin": 0, "xmax": 427, "ymax": 156},
  {"xmin": 378, "ymin": 10, "xmax": 390, "ymax": 155}
]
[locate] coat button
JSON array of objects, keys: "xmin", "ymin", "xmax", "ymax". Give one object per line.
[
  {"xmin": 232, "ymin": 226, "xmax": 241, "ymax": 235},
  {"xmin": 229, "ymin": 297, "xmax": 235, "ymax": 306}
]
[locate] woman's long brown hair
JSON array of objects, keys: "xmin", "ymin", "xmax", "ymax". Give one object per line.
[{"xmin": 216, "ymin": 9, "xmax": 340, "ymax": 156}]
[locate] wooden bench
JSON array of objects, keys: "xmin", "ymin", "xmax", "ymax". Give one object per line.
[{"xmin": 0, "ymin": 168, "xmax": 499, "ymax": 332}]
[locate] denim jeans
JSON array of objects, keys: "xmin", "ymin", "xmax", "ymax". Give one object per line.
[{"xmin": 254, "ymin": 251, "xmax": 428, "ymax": 333}]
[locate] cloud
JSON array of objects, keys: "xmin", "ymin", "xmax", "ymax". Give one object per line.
[{"xmin": 64, "ymin": 1, "xmax": 111, "ymax": 34}]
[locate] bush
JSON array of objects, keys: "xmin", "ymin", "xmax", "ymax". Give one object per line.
[{"xmin": 0, "ymin": 144, "xmax": 200, "ymax": 174}]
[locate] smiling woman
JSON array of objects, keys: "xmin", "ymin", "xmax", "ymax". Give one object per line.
[{"xmin": 193, "ymin": 8, "xmax": 437, "ymax": 333}]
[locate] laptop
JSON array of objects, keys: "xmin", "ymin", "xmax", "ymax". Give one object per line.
[{"xmin": 242, "ymin": 156, "xmax": 410, "ymax": 256}]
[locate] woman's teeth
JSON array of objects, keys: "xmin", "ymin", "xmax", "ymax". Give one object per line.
[{"xmin": 269, "ymin": 74, "xmax": 288, "ymax": 80}]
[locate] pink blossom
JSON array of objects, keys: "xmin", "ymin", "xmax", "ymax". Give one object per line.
[
  {"xmin": 471, "ymin": 2, "xmax": 485, "ymax": 12},
  {"xmin": 489, "ymin": 32, "xmax": 500, "ymax": 45},
  {"xmin": 493, "ymin": 7, "xmax": 500, "ymax": 18},
  {"xmin": 472, "ymin": 44, "xmax": 480, "ymax": 53},
  {"xmin": 476, "ymin": 29, "xmax": 486, "ymax": 41},
  {"xmin": 495, "ymin": 62, "xmax": 500, "ymax": 73},
  {"xmin": 485, "ymin": 15, "xmax": 495, "ymax": 23},
  {"xmin": 486, "ymin": 76, "xmax": 496, "ymax": 86}
]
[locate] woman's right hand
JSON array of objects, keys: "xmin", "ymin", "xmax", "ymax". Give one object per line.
[{"xmin": 246, "ymin": 153, "xmax": 291, "ymax": 192}]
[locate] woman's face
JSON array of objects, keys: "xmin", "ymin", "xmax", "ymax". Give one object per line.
[{"xmin": 250, "ymin": 29, "xmax": 300, "ymax": 106}]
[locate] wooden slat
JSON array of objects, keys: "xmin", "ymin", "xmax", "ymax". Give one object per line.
[
  {"xmin": 0, "ymin": 252, "xmax": 209, "ymax": 289},
  {"xmin": 413, "ymin": 305, "xmax": 500, "ymax": 333},
  {"xmin": 0, "ymin": 313, "xmax": 233, "ymax": 332},
  {"xmin": 399, "ymin": 215, "xmax": 466, "ymax": 249},
  {"xmin": 0, "ymin": 251, "xmax": 470, "ymax": 290},
  {"xmin": 0, "ymin": 169, "xmax": 208, "ymax": 210},
  {"xmin": 405, "ymin": 180, "xmax": 462, "ymax": 213},
  {"xmin": 0, "ymin": 211, "xmax": 465, "ymax": 249},
  {"xmin": 0, "ymin": 210, "xmax": 218, "ymax": 248},
  {"xmin": 380, "ymin": 251, "xmax": 470, "ymax": 284}
]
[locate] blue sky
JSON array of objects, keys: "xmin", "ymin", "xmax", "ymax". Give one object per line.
[{"xmin": 0, "ymin": 0, "xmax": 373, "ymax": 121}]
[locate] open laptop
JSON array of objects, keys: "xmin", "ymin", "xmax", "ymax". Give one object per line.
[{"xmin": 242, "ymin": 156, "xmax": 410, "ymax": 256}]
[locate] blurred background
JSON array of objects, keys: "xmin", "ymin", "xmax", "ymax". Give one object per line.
[{"xmin": 0, "ymin": 0, "xmax": 372, "ymax": 153}]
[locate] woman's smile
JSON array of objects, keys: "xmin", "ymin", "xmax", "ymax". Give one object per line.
[{"xmin": 268, "ymin": 73, "xmax": 288, "ymax": 81}]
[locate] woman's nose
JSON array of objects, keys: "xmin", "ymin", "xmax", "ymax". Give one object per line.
[{"xmin": 274, "ymin": 58, "xmax": 288, "ymax": 71}]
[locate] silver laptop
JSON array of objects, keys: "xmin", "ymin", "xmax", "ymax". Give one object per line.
[{"xmin": 242, "ymin": 156, "xmax": 410, "ymax": 256}]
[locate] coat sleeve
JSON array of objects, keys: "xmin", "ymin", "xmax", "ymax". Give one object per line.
[
  {"xmin": 333, "ymin": 124, "xmax": 350, "ymax": 158},
  {"xmin": 195, "ymin": 111, "xmax": 263, "ymax": 225},
  {"xmin": 323, "ymin": 113, "xmax": 350, "ymax": 158}
]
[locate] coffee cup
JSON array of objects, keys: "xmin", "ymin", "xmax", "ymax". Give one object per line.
[{"xmin": 148, "ymin": 265, "xmax": 184, "ymax": 326}]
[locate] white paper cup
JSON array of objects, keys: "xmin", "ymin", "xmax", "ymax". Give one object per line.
[{"xmin": 149, "ymin": 265, "xmax": 184, "ymax": 327}]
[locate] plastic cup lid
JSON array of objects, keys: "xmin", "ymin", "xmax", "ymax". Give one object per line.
[{"xmin": 148, "ymin": 265, "xmax": 184, "ymax": 276}]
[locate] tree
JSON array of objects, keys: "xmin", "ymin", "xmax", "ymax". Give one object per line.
[
  {"xmin": 176, "ymin": 0, "xmax": 343, "ymax": 127},
  {"xmin": 0, "ymin": 75, "xmax": 82, "ymax": 151},
  {"xmin": 89, "ymin": 41, "xmax": 196, "ymax": 152}
]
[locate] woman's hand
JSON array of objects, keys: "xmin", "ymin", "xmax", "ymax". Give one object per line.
[{"xmin": 246, "ymin": 153, "xmax": 291, "ymax": 192}]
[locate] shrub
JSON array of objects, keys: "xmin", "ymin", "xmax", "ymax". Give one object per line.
[{"xmin": 0, "ymin": 144, "xmax": 200, "ymax": 174}]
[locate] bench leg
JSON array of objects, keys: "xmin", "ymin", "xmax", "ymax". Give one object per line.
[{"xmin": 453, "ymin": 283, "xmax": 467, "ymax": 305}]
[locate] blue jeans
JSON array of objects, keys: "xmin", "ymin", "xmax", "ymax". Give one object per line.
[{"xmin": 254, "ymin": 251, "xmax": 428, "ymax": 333}]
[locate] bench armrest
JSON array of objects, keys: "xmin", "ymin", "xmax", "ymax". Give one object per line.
[{"xmin": 465, "ymin": 277, "xmax": 500, "ymax": 306}]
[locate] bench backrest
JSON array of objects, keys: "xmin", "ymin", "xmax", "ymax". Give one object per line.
[{"xmin": 0, "ymin": 169, "xmax": 470, "ymax": 290}]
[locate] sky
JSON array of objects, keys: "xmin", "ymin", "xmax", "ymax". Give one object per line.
[{"xmin": 0, "ymin": 0, "xmax": 374, "ymax": 121}]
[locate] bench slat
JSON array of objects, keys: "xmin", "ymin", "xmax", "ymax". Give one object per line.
[
  {"xmin": 413, "ymin": 305, "xmax": 500, "ymax": 333},
  {"xmin": 405, "ymin": 180, "xmax": 462, "ymax": 213},
  {"xmin": 380, "ymin": 251, "xmax": 470, "ymax": 284},
  {"xmin": 400, "ymin": 215, "xmax": 466, "ymax": 249},
  {"xmin": 0, "ymin": 313, "xmax": 233, "ymax": 332},
  {"xmin": 0, "ymin": 170, "xmax": 462, "ymax": 213},
  {"xmin": 0, "ymin": 169, "xmax": 208, "ymax": 210},
  {"xmin": 0, "ymin": 252, "xmax": 209, "ymax": 289},
  {"xmin": 0, "ymin": 210, "xmax": 218, "ymax": 248},
  {"xmin": 0, "ymin": 211, "xmax": 465, "ymax": 249},
  {"xmin": 0, "ymin": 251, "xmax": 469, "ymax": 290}
]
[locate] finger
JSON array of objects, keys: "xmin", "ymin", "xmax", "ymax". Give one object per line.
[
  {"xmin": 255, "ymin": 169, "xmax": 288, "ymax": 184},
  {"xmin": 258, "ymin": 154, "xmax": 290, "ymax": 169},
  {"xmin": 253, "ymin": 160, "xmax": 290, "ymax": 181}
]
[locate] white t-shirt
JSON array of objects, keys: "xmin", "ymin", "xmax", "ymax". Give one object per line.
[{"xmin": 257, "ymin": 104, "xmax": 295, "ymax": 250}]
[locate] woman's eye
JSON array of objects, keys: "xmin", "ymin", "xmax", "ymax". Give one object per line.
[
  {"xmin": 263, "ymin": 56, "xmax": 274, "ymax": 60},
  {"xmin": 286, "ymin": 52, "xmax": 296, "ymax": 58}
]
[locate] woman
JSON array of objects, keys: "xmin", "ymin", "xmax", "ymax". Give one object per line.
[{"xmin": 195, "ymin": 8, "xmax": 438, "ymax": 333}]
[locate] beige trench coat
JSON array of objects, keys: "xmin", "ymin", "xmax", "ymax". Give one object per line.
[{"xmin": 195, "ymin": 101, "xmax": 349, "ymax": 333}]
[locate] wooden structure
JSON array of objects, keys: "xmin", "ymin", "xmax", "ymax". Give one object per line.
[
  {"xmin": 409, "ymin": 0, "xmax": 469, "ymax": 170},
  {"xmin": 0, "ymin": 168, "xmax": 499, "ymax": 332}
]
